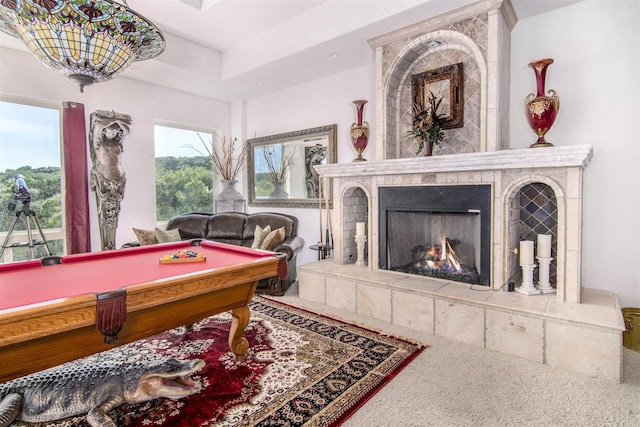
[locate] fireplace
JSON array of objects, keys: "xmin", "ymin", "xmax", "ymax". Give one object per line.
[
  {"xmin": 309, "ymin": 0, "xmax": 592, "ymax": 302},
  {"xmin": 305, "ymin": 146, "xmax": 621, "ymax": 383},
  {"xmin": 379, "ymin": 185, "xmax": 491, "ymax": 285},
  {"xmin": 299, "ymin": 1, "xmax": 623, "ymax": 383},
  {"xmin": 315, "ymin": 144, "xmax": 592, "ymax": 302}
]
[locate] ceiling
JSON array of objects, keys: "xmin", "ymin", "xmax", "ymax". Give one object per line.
[{"xmin": 0, "ymin": 0, "xmax": 582, "ymax": 101}]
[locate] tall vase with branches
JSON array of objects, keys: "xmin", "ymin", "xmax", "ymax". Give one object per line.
[
  {"xmin": 262, "ymin": 144, "xmax": 297, "ymax": 198},
  {"xmin": 194, "ymin": 134, "xmax": 249, "ymax": 211},
  {"xmin": 407, "ymin": 91, "xmax": 446, "ymax": 156}
]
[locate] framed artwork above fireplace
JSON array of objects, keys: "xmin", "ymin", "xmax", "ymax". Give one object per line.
[{"xmin": 411, "ymin": 62, "xmax": 464, "ymax": 130}]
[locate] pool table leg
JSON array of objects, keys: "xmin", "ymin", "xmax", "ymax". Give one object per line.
[{"xmin": 229, "ymin": 305, "xmax": 250, "ymax": 360}]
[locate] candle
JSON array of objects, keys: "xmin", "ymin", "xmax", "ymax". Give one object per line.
[
  {"xmin": 356, "ymin": 222, "xmax": 365, "ymax": 236},
  {"xmin": 519, "ymin": 240, "xmax": 534, "ymax": 265},
  {"xmin": 537, "ymin": 234, "xmax": 552, "ymax": 258}
]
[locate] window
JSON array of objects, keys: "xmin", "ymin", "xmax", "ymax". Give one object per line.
[
  {"xmin": 154, "ymin": 124, "xmax": 215, "ymax": 221},
  {"xmin": 0, "ymin": 99, "xmax": 65, "ymax": 262}
]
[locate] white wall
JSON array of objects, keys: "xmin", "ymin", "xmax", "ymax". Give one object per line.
[
  {"xmin": 0, "ymin": 48, "xmax": 231, "ymax": 251},
  {"xmin": 510, "ymin": 0, "xmax": 640, "ymax": 307},
  {"xmin": 245, "ymin": 61, "xmax": 376, "ymax": 267}
]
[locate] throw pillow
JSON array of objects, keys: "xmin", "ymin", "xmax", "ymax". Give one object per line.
[
  {"xmin": 133, "ymin": 228, "xmax": 157, "ymax": 246},
  {"xmin": 251, "ymin": 224, "xmax": 271, "ymax": 249},
  {"xmin": 155, "ymin": 227, "xmax": 182, "ymax": 243},
  {"xmin": 260, "ymin": 227, "xmax": 285, "ymax": 251}
]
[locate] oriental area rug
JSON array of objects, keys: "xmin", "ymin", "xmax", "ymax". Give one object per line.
[{"xmin": 11, "ymin": 297, "xmax": 425, "ymax": 427}]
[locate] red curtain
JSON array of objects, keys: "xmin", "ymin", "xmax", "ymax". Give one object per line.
[{"xmin": 62, "ymin": 101, "xmax": 91, "ymax": 253}]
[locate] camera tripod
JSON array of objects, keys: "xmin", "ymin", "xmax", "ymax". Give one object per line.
[{"xmin": 0, "ymin": 194, "xmax": 52, "ymax": 260}]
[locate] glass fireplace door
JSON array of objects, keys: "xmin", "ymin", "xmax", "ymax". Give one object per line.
[
  {"xmin": 385, "ymin": 210, "xmax": 481, "ymax": 283},
  {"xmin": 378, "ymin": 185, "xmax": 491, "ymax": 286}
]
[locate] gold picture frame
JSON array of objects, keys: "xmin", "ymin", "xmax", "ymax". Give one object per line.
[
  {"xmin": 411, "ymin": 62, "xmax": 464, "ymax": 129},
  {"xmin": 247, "ymin": 124, "xmax": 337, "ymax": 208}
]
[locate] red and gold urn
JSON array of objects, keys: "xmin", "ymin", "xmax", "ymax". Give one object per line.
[
  {"xmin": 525, "ymin": 58, "xmax": 560, "ymax": 148},
  {"xmin": 350, "ymin": 99, "xmax": 369, "ymax": 161}
]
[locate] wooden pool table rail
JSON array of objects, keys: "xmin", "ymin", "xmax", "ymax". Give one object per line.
[{"xmin": 0, "ymin": 255, "xmax": 278, "ymax": 382}]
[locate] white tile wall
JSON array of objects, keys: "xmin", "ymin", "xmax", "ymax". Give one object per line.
[
  {"xmin": 435, "ymin": 300, "xmax": 485, "ymax": 347},
  {"xmin": 485, "ymin": 310, "xmax": 544, "ymax": 362},
  {"xmin": 392, "ymin": 291, "xmax": 435, "ymax": 332}
]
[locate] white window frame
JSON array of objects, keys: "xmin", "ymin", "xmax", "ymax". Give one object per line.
[
  {"xmin": 153, "ymin": 121, "xmax": 219, "ymax": 224},
  {"xmin": 0, "ymin": 95, "xmax": 66, "ymax": 262}
]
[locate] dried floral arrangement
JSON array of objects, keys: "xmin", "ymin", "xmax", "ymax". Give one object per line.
[
  {"xmin": 195, "ymin": 134, "xmax": 248, "ymax": 180},
  {"xmin": 262, "ymin": 144, "xmax": 297, "ymax": 183},
  {"xmin": 407, "ymin": 91, "xmax": 446, "ymax": 155}
]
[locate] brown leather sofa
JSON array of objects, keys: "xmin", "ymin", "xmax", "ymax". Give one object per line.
[{"xmin": 126, "ymin": 212, "xmax": 304, "ymax": 296}]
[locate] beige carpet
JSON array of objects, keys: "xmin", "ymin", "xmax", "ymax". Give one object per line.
[{"xmin": 273, "ymin": 284, "xmax": 640, "ymax": 427}]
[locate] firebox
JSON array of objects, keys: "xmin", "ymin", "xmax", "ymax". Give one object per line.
[{"xmin": 379, "ymin": 185, "xmax": 491, "ymax": 286}]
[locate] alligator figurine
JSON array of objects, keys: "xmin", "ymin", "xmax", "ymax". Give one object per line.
[{"xmin": 0, "ymin": 358, "xmax": 205, "ymax": 427}]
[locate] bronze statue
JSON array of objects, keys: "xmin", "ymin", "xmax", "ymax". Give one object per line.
[{"xmin": 89, "ymin": 110, "xmax": 131, "ymax": 250}]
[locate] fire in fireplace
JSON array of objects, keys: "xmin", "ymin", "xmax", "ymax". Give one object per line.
[
  {"xmin": 406, "ymin": 234, "xmax": 481, "ymax": 283},
  {"xmin": 379, "ymin": 185, "xmax": 491, "ymax": 286}
]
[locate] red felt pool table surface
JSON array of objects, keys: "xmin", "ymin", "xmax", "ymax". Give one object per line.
[
  {"xmin": 0, "ymin": 240, "xmax": 281, "ymax": 382},
  {"xmin": 0, "ymin": 240, "xmax": 274, "ymax": 310}
]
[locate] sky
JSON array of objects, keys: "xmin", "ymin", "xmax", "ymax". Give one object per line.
[
  {"xmin": 155, "ymin": 126, "xmax": 270, "ymax": 173},
  {"xmin": 0, "ymin": 102, "xmax": 262, "ymax": 178},
  {"xmin": 0, "ymin": 100, "xmax": 61, "ymax": 172},
  {"xmin": 0, "ymin": 103, "xmax": 216, "ymax": 174},
  {"xmin": 154, "ymin": 125, "xmax": 212, "ymax": 158}
]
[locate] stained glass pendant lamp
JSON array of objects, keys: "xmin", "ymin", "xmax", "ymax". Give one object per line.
[{"xmin": 0, "ymin": 0, "xmax": 165, "ymax": 92}]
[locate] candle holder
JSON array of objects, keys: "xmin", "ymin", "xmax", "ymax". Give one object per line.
[
  {"xmin": 535, "ymin": 256, "xmax": 556, "ymax": 294},
  {"xmin": 355, "ymin": 235, "xmax": 367, "ymax": 267},
  {"xmin": 515, "ymin": 263, "xmax": 540, "ymax": 295}
]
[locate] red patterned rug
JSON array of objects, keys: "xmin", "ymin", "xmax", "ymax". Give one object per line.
[{"xmin": 11, "ymin": 297, "xmax": 425, "ymax": 426}]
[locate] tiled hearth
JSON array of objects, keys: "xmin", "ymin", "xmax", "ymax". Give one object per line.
[{"xmin": 299, "ymin": 262, "xmax": 624, "ymax": 382}]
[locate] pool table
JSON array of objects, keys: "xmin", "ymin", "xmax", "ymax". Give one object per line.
[{"xmin": 0, "ymin": 240, "xmax": 285, "ymax": 383}]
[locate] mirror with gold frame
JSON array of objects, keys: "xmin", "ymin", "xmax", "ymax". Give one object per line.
[{"xmin": 247, "ymin": 124, "xmax": 337, "ymax": 208}]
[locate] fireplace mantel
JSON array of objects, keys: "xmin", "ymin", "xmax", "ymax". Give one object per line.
[
  {"xmin": 316, "ymin": 144, "xmax": 593, "ymax": 304},
  {"xmin": 315, "ymin": 145, "xmax": 593, "ymax": 178}
]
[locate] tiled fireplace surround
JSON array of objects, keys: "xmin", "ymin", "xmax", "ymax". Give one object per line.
[{"xmin": 299, "ymin": 0, "xmax": 625, "ymax": 382}]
